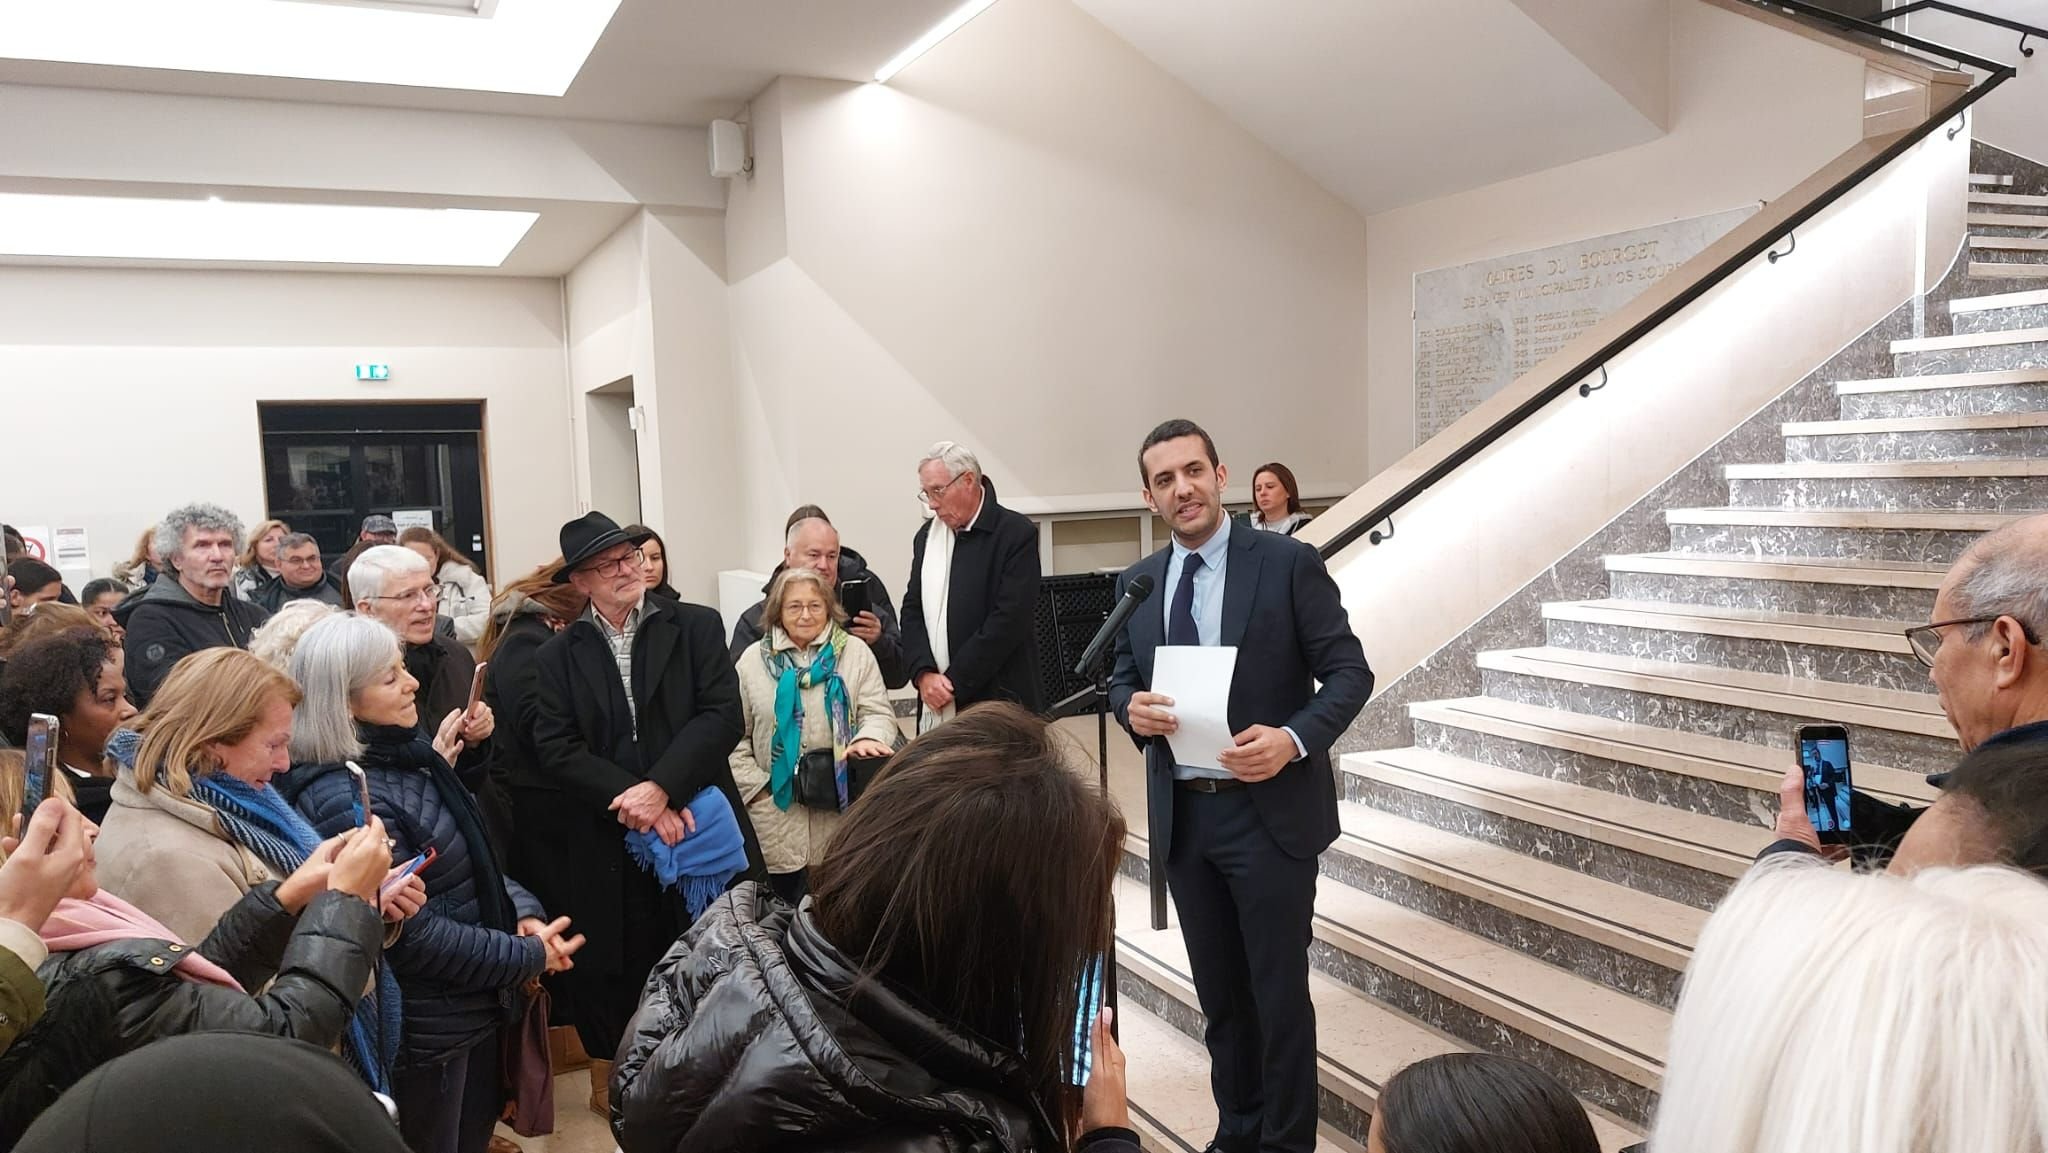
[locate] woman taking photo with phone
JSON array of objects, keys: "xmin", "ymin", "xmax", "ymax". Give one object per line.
[
  {"xmin": 0, "ymin": 627, "xmax": 138, "ymax": 823},
  {"xmin": 613, "ymin": 703, "xmax": 1138, "ymax": 1153},
  {"xmin": 281, "ymin": 613, "xmax": 583, "ymax": 1153}
]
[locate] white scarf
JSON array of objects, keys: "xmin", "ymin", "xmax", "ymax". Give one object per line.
[{"xmin": 917, "ymin": 516, "xmax": 958, "ymax": 734}]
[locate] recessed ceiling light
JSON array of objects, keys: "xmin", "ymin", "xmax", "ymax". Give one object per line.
[
  {"xmin": 0, "ymin": 194, "xmax": 539, "ymax": 266},
  {"xmin": 0, "ymin": 0, "xmax": 622, "ymax": 96},
  {"xmin": 874, "ymin": 0, "xmax": 1001, "ymax": 84}
]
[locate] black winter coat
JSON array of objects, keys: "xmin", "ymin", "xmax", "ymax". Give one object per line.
[
  {"xmin": 115, "ymin": 576, "xmax": 270, "ymax": 707},
  {"xmin": 482, "ymin": 611, "xmax": 554, "ymax": 873},
  {"xmin": 250, "ymin": 569, "xmax": 347, "ymax": 614},
  {"xmin": 527, "ymin": 595, "xmax": 759, "ymax": 977},
  {"xmin": 281, "ymin": 726, "xmax": 545, "ymax": 1067},
  {"xmin": 727, "ymin": 547, "xmax": 911, "ymax": 689},
  {"xmin": 0, "ymin": 884, "xmax": 380, "ymax": 1141},
  {"xmin": 900, "ymin": 479, "xmax": 1044, "ymax": 715},
  {"xmin": 613, "ymin": 884, "xmax": 1141, "ymax": 1153}
]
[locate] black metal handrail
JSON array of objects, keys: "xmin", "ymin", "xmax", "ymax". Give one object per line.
[
  {"xmin": 1886, "ymin": 1, "xmax": 2047, "ymax": 58},
  {"xmin": 1317, "ymin": 0, "xmax": 2017, "ymax": 560}
]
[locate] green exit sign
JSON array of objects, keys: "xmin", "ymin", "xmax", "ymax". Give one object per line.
[{"xmin": 355, "ymin": 363, "xmax": 391, "ymax": 381}]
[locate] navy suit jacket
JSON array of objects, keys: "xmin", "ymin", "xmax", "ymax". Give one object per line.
[{"xmin": 1109, "ymin": 526, "xmax": 1373, "ymax": 878}]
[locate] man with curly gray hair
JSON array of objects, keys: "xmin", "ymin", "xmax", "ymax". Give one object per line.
[{"xmin": 117, "ymin": 501, "xmax": 271, "ymax": 707}]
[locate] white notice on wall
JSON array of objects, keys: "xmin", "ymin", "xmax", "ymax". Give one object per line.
[
  {"xmin": 53, "ymin": 528, "xmax": 89, "ymax": 570},
  {"xmin": 391, "ymin": 510, "xmax": 435, "ymax": 533},
  {"xmin": 14, "ymin": 526, "xmax": 52, "ymax": 565}
]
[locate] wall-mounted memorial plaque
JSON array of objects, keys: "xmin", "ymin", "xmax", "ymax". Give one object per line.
[{"xmin": 1412, "ymin": 206, "xmax": 1756, "ymax": 444}]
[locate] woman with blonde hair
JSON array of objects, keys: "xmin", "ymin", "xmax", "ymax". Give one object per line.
[
  {"xmin": 1651, "ymin": 857, "xmax": 2048, "ymax": 1153},
  {"xmin": 233, "ymin": 518, "xmax": 291, "ymax": 602},
  {"xmin": 247, "ymin": 599, "xmax": 341, "ymax": 672},
  {"xmin": 112, "ymin": 526, "xmax": 159, "ymax": 590},
  {"xmin": 399, "ymin": 527, "xmax": 492, "ymax": 648},
  {"xmin": 730, "ymin": 566, "xmax": 897, "ymax": 905},
  {"xmin": 92, "ymin": 647, "xmax": 421, "ymax": 1093}
]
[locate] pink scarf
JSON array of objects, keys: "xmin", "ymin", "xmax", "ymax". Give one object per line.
[{"xmin": 39, "ymin": 890, "xmax": 244, "ymax": 991}]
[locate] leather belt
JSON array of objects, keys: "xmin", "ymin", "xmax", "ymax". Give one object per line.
[{"xmin": 1175, "ymin": 776, "xmax": 1245, "ymax": 793}]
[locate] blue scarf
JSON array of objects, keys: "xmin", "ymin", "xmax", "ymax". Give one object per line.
[
  {"xmin": 105, "ymin": 728, "xmax": 402, "ymax": 1096},
  {"xmin": 623, "ymin": 786, "xmax": 750, "ymax": 920},
  {"xmin": 763, "ymin": 627, "xmax": 853, "ymax": 811}
]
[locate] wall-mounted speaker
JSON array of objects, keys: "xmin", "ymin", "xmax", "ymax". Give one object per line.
[{"xmin": 709, "ymin": 119, "xmax": 750, "ymax": 179}]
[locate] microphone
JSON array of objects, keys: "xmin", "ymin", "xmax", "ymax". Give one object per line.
[{"xmin": 1073, "ymin": 574, "xmax": 1156, "ymax": 678}]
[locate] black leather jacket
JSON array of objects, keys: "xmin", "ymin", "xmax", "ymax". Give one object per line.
[
  {"xmin": 612, "ymin": 883, "xmax": 1140, "ymax": 1153},
  {"xmin": 0, "ymin": 884, "xmax": 380, "ymax": 1141}
]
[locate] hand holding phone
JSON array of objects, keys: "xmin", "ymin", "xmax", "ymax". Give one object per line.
[
  {"xmin": 465, "ymin": 663, "xmax": 489, "ymax": 717},
  {"xmin": 346, "ymin": 761, "xmax": 373, "ymax": 829},
  {"xmin": 839, "ymin": 577, "xmax": 872, "ymax": 620},
  {"xmin": 20, "ymin": 714, "xmax": 60, "ymax": 826},
  {"xmin": 1797, "ymin": 724, "xmax": 1854, "ymax": 846}
]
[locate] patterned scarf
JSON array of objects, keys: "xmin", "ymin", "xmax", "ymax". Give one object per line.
[
  {"xmin": 182, "ymin": 765, "xmax": 402, "ymax": 1095},
  {"xmin": 762, "ymin": 626, "xmax": 852, "ymax": 811}
]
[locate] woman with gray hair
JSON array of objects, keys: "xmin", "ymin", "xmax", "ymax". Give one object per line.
[
  {"xmin": 731, "ymin": 566, "xmax": 898, "ymax": 905},
  {"xmin": 278, "ymin": 612, "xmax": 582, "ymax": 1153}
]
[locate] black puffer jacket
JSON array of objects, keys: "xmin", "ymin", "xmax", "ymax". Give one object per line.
[
  {"xmin": 115, "ymin": 576, "xmax": 271, "ymax": 707},
  {"xmin": 281, "ymin": 725, "xmax": 545, "ymax": 1067},
  {"xmin": 0, "ymin": 884, "xmax": 379, "ymax": 1141},
  {"xmin": 613, "ymin": 884, "xmax": 1141, "ymax": 1153}
]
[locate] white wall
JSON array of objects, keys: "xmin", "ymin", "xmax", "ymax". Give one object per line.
[
  {"xmin": 722, "ymin": 0, "xmax": 1374, "ymax": 597},
  {"xmin": 0, "ymin": 268, "xmax": 574, "ymax": 580},
  {"xmin": 1362, "ymin": 0, "xmax": 1869, "ymax": 473},
  {"xmin": 1900, "ymin": 0, "xmax": 2048, "ymax": 165}
]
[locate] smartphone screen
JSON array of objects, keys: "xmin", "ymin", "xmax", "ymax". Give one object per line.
[
  {"xmin": 21, "ymin": 714, "xmax": 58, "ymax": 821},
  {"xmin": 840, "ymin": 577, "xmax": 871, "ymax": 620},
  {"xmin": 1069, "ymin": 954, "xmax": 1107, "ymax": 1086},
  {"xmin": 1798, "ymin": 725, "xmax": 1853, "ymax": 846},
  {"xmin": 346, "ymin": 761, "xmax": 373, "ymax": 828}
]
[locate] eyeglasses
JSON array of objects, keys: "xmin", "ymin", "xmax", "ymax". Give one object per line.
[
  {"xmin": 916, "ymin": 471, "xmax": 970, "ymax": 507},
  {"xmin": 785, "ymin": 603, "xmax": 829, "ymax": 618},
  {"xmin": 1903, "ymin": 615, "xmax": 2042, "ymax": 667},
  {"xmin": 370, "ymin": 587, "xmax": 438, "ymax": 607},
  {"xmin": 582, "ymin": 548, "xmax": 645, "ymax": 577}
]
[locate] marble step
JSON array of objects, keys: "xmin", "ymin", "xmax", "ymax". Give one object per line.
[
  {"xmin": 1475, "ymin": 645, "xmax": 1958, "ymax": 776},
  {"xmin": 1408, "ymin": 695, "xmax": 1937, "ymax": 828},
  {"xmin": 1115, "ymin": 872, "xmax": 1664, "ymax": 1137},
  {"xmin": 1117, "ymin": 997, "xmax": 1363, "ymax": 1153},
  {"xmin": 1970, "ymin": 235, "xmax": 2048, "ymax": 254},
  {"xmin": 1970, "ymin": 262, "xmax": 2048, "ymax": 282},
  {"xmin": 1783, "ymin": 411, "xmax": 2048, "ymax": 461},
  {"xmin": 1973, "ymin": 192, "xmax": 2048, "ymax": 209},
  {"xmin": 1663, "ymin": 505, "xmax": 2010, "ymax": 565},
  {"xmin": 1602, "ymin": 551, "xmax": 1940, "ymax": 620},
  {"xmin": 1952, "ymin": 287, "xmax": 2048, "ymax": 336},
  {"xmin": 1969, "ymin": 212, "xmax": 2048, "ymax": 231},
  {"xmin": 1892, "ymin": 324, "xmax": 2048, "ymax": 374},
  {"xmin": 1343, "ymin": 746, "xmax": 1760, "ymax": 912},
  {"xmin": 1724, "ymin": 458, "xmax": 2048, "ymax": 511},
  {"xmin": 1538, "ymin": 597, "xmax": 1924, "ymax": 695},
  {"xmin": 1970, "ymin": 173, "xmax": 2017, "ymax": 187},
  {"xmin": 1834, "ymin": 367, "xmax": 2048, "ymax": 419}
]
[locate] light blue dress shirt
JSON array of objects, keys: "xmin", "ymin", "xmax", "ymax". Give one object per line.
[{"xmin": 1161, "ymin": 517, "xmax": 1305, "ymax": 779}]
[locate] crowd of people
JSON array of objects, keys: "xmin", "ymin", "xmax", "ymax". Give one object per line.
[{"xmin": 0, "ymin": 428, "xmax": 2047, "ymax": 1153}]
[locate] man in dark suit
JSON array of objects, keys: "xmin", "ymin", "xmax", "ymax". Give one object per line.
[
  {"xmin": 1109, "ymin": 419, "xmax": 1373, "ymax": 1153},
  {"xmin": 527, "ymin": 512, "xmax": 760, "ymax": 1107},
  {"xmin": 901, "ymin": 441, "xmax": 1044, "ymax": 728}
]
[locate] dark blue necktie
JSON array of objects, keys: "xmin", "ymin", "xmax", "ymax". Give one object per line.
[{"xmin": 1168, "ymin": 553, "xmax": 1204, "ymax": 646}]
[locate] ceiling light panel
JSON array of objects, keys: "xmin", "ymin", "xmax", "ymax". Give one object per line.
[
  {"xmin": 0, "ymin": 194, "xmax": 539, "ymax": 266},
  {"xmin": 0, "ymin": 0, "xmax": 621, "ymax": 96}
]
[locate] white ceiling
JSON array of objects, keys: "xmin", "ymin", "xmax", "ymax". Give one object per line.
[
  {"xmin": 1069, "ymin": 0, "xmax": 1671, "ymax": 216},
  {"xmin": 0, "ymin": 0, "xmax": 964, "ymax": 125}
]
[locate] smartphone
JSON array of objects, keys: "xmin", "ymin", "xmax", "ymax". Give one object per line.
[
  {"xmin": 1068, "ymin": 954, "xmax": 1107, "ymax": 1086},
  {"xmin": 465, "ymin": 663, "xmax": 489, "ymax": 716},
  {"xmin": 839, "ymin": 577, "xmax": 871, "ymax": 620},
  {"xmin": 1797, "ymin": 724, "xmax": 1853, "ymax": 846},
  {"xmin": 346, "ymin": 761, "xmax": 373, "ymax": 828},
  {"xmin": 20, "ymin": 714, "xmax": 58, "ymax": 823},
  {"xmin": 380, "ymin": 846, "xmax": 436, "ymax": 895}
]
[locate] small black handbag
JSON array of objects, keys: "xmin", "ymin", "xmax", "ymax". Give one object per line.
[{"xmin": 796, "ymin": 750, "xmax": 894, "ymax": 812}]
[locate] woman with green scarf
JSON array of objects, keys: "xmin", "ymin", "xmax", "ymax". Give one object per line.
[{"xmin": 730, "ymin": 567, "xmax": 898, "ymax": 905}]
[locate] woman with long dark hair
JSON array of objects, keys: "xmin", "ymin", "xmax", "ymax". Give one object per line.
[
  {"xmin": 626, "ymin": 525, "xmax": 678, "ymax": 600},
  {"xmin": 1249, "ymin": 461, "xmax": 1311, "ymax": 536},
  {"xmin": 613, "ymin": 702, "xmax": 1137, "ymax": 1153}
]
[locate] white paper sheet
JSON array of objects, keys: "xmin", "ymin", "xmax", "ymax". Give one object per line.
[{"xmin": 1152, "ymin": 645, "xmax": 1239, "ymax": 772}]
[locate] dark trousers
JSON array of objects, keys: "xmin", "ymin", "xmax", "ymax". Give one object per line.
[
  {"xmin": 394, "ymin": 1034, "xmax": 502, "ymax": 1153},
  {"xmin": 1165, "ymin": 786, "xmax": 1320, "ymax": 1153},
  {"xmin": 560, "ymin": 864, "xmax": 684, "ymax": 1062}
]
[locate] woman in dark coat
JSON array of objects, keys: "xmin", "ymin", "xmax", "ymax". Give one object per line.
[
  {"xmin": 612, "ymin": 703, "xmax": 1139, "ymax": 1153},
  {"xmin": 475, "ymin": 560, "xmax": 585, "ymax": 874},
  {"xmin": 281, "ymin": 612, "xmax": 581, "ymax": 1153},
  {"xmin": 0, "ymin": 780, "xmax": 389, "ymax": 1145}
]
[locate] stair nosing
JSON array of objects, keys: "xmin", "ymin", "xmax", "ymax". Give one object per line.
[
  {"xmin": 1971, "ymin": 261, "xmax": 2048, "ymax": 278},
  {"xmin": 1971, "ymin": 192, "xmax": 2048, "ymax": 207},
  {"xmin": 1970, "ymin": 236, "xmax": 2048, "ymax": 252},
  {"xmin": 1726, "ymin": 458, "xmax": 2048, "ymax": 479},
  {"xmin": 1890, "ymin": 325, "xmax": 2048, "ymax": 355},
  {"xmin": 1950, "ymin": 288, "xmax": 2048, "ymax": 314},
  {"xmin": 1664, "ymin": 506, "xmax": 2021, "ymax": 530},
  {"xmin": 1542, "ymin": 597, "xmax": 1913, "ymax": 654},
  {"xmin": 1833, "ymin": 367, "xmax": 2048, "ymax": 394},
  {"xmin": 1782, "ymin": 411, "xmax": 2048, "ymax": 436},
  {"xmin": 1602, "ymin": 551, "xmax": 1945, "ymax": 588}
]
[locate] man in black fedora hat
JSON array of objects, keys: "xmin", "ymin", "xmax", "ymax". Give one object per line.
[{"xmin": 524, "ymin": 511, "xmax": 761, "ymax": 1112}]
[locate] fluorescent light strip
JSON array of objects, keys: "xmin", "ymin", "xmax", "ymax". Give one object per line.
[
  {"xmin": 0, "ymin": 0, "xmax": 621, "ymax": 96},
  {"xmin": 874, "ymin": 0, "xmax": 1001, "ymax": 83},
  {"xmin": 0, "ymin": 194, "xmax": 539, "ymax": 267}
]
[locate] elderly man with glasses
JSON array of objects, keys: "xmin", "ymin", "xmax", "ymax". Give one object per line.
[
  {"xmin": 351, "ymin": 544, "xmax": 495, "ymax": 757},
  {"xmin": 1767, "ymin": 514, "xmax": 2048, "ymax": 865},
  {"xmin": 526, "ymin": 512, "xmax": 760, "ymax": 1115}
]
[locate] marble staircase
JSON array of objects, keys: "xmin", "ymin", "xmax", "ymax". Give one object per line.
[{"xmin": 1112, "ymin": 145, "xmax": 2048, "ymax": 1153}]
